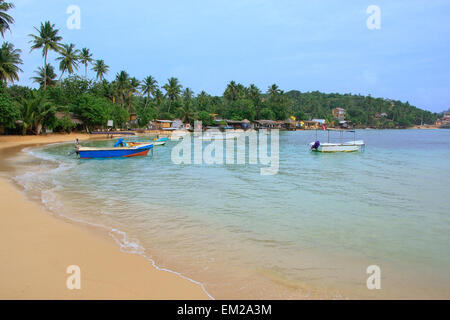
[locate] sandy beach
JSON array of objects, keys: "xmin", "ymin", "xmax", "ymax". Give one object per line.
[{"xmin": 0, "ymin": 134, "xmax": 209, "ymax": 299}]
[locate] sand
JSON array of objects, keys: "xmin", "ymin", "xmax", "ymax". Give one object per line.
[{"xmin": 0, "ymin": 134, "xmax": 209, "ymax": 299}]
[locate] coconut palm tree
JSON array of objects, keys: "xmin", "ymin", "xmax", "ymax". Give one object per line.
[
  {"xmin": 140, "ymin": 75, "xmax": 158, "ymax": 99},
  {"xmin": 124, "ymin": 77, "xmax": 140, "ymax": 111},
  {"xmin": 162, "ymin": 77, "xmax": 182, "ymax": 112},
  {"xmin": 248, "ymin": 84, "xmax": 261, "ymax": 102},
  {"xmin": 56, "ymin": 43, "xmax": 80, "ymax": 81},
  {"xmin": 140, "ymin": 75, "xmax": 158, "ymax": 108},
  {"xmin": 31, "ymin": 64, "xmax": 57, "ymax": 88},
  {"xmin": 267, "ymin": 84, "xmax": 280, "ymax": 97},
  {"xmin": 0, "ymin": 0, "xmax": 14, "ymax": 37},
  {"xmin": 29, "ymin": 21, "xmax": 62, "ymax": 90},
  {"xmin": 92, "ymin": 59, "xmax": 109, "ymax": 81},
  {"xmin": 182, "ymin": 87, "xmax": 194, "ymax": 100},
  {"xmin": 0, "ymin": 42, "xmax": 23, "ymax": 91},
  {"xmin": 176, "ymin": 102, "xmax": 196, "ymax": 124},
  {"xmin": 114, "ymin": 71, "xmax": 130, "ymax": 108},
  {"xmin": 153, "ymin": 88, "xmax": 164, "ymax": 105},
  {"xmin": 79, "ymin": 48, "xmax": 93, "ymax": 79},
  {"xmin": 130, "ymin": 77, "xmax": 141, "ymax": 94},
  {"xmin": 224, "ymin": 81, "xmax": 239, "ymax": 102},
  {"xmin": 20, "ymin": 91, "xmax": 56, "ymax": 135}
]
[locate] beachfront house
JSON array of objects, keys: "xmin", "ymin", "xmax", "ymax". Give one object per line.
[
  {"xmin": 312, "ymin": 119, "xmax": 326, "ymax": 125},
  {"xmin": 284, "ymin": 118, "xmax": 299, "ymax": 130},
  {"xmin": 254, "ymin": 120, "xmax": 277, "ymax": 130},
  {"xmin": 332, "ymin": 108, "xmax": 346, "ymax": 121},
  {"xmin": 226, "ymin": 119, "xmax": 252, "ymax": 130},
  {"xmin": 302, "ymin": 120, "xmax": 321, "ymax": 130},
  {"xmin": 128, "ymin": 113, "xmax": 138, "ymax": 128},
  {"xmin": 443, "ymin": 112, "xmax": 450, "ymax": 125},
  {"xmin": 155, "ymin": 120, "xmax": 173, "ymax": 130}
]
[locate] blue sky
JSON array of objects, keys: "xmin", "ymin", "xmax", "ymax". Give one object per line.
[{"xmin": 5, "ymin": 0, "xmax": 450, "ymax": 112}]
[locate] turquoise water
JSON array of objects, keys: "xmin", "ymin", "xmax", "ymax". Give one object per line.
[{"xmin": 14, "ymin": 130, "xmax": 450, "ymax": 299}]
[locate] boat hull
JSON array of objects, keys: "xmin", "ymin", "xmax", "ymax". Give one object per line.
[
  {"xmin": 310, "ymin": 141, "xmax": 364, "ymax": 152},
  {"xmin": 314, "ymin": 145, "xmax": 360, "ymax": 152},
  {"xmin": 78, "ymin": 144, "xmax": 153, "ymax": 159}
]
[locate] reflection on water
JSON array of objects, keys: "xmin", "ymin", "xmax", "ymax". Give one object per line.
[{"xmin": 11, "ymin": 130, "xmax": 450, "ymax": 299}]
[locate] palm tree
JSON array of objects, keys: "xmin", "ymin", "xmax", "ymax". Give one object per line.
[
  {"xmin": 183, "ymin": 87, "xmax": 194, "ymax": 100},
  {"xmin": 153, "ymin": 88, "xmax": 164, "ymax": 105},
  {"xmin": 29, "ymin": 21, "xmax": 63, "ymax": 90},
  {"xmin": 0, "ymin": 42, "xmax": 23, "ymax": 91},
  {"xmin": 125, "ymin": 77, "xmax": 141, "ymax": 111},
  {"xmin": 92, "ymin": 59, "xmax": 109, "ymax": 81},
  {"xmin": 140, "ymin": 75, "xmax": 158, "ymax": 99},
  {"xmin": 176, "ymin": 102, "xmax": 196, "ymax": 124},
  {"xmin": 31, "ymin": 64, "xmax": 57, "ymax": 88},
  {"xmin": 248, "ymin": 84, "xmax": 261, "ymax": 101},
  {"xmin": 267, "ymin": 84, "xmax": 280, "ymax": 97},
  {"xmin": 162, "ymin": 77, "xmax": 182, "ymax": 112},
  {"xmin": 224, "ymin": 81, "xmax": 239, "ymax": 102},
  {"xmin": 130, "ymin": 77, "xmax": 141, "ymax": 94},
  {"xmin": 114, "ymin": 71, "xmax": 130, "ymax": 108},
  {"xmin": 0, "ymin": 0, "xmax": 14, "ymax": 37},
  {"xmin": 140, "ymin": 75, "xmax": 158, "ymax": 108},
  {"xmin": 56, "ymin": 43, "xmax": 80, "ymax": 80},
  {"xmin": 20, "ymin": 91, "xmax": 56, "ymax": 135},
  {"xmin": 79, "ymin": 48, "xmax": 93, "ymax": 79}
]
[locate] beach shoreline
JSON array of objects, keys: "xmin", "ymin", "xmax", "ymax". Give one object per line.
[{"xmin": 0, "ymin": 134, "xmax": 210, "ymax": 300}]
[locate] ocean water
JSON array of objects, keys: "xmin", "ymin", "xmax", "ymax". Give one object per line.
[{"xmin": 11, "ymin": 130, "xmax": 450, "ymax": 299}]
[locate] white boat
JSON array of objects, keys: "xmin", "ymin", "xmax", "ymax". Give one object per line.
[
  {"xmin": 197, "ymin": 132, "xmax": 241, "ymax": 140},
  {"xmin": 309, "ymin": 130, "xmax": 365, "ymax": 153}
]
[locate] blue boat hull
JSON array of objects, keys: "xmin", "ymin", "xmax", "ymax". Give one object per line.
[{"xmin": 78, "ymin": 145, "xmax": 153, "ymax": 159}]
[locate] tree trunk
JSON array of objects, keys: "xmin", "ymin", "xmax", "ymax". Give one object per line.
[
  {"xmin": 43, "ymin": 51, "xmax": 48, "ymax": 90},
  {"xmin": 35, "ymin": 123, "xmax": 42, "ymax": 135}
]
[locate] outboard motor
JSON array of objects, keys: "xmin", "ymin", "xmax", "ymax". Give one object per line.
[{"xmin": 311, "ymin": 141, "xmax": 320, "ymax": 150}]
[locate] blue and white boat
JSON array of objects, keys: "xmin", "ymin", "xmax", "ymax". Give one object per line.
[{"xmin": 76, "ymin": 139, "xmax": 153, "ymax": 159}]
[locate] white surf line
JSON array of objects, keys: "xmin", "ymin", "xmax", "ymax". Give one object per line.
[
  {"xmin": 109, "ymin": 228, "xmax": 215, "ymax": 300},
  {"xmin": 19, "ymin": 141, "xmax": 216, "ymax": 300}
]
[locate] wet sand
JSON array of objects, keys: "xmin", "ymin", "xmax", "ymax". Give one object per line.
[{"xmin": 0, "ymin": 134, "xmax": 209, "ymax": 299}]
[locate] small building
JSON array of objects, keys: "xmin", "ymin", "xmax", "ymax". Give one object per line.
[
  {"xmin": 303, "ymin": 121, "xmax": 321, "ymax": 130},
  {"xmin": 254, "ymin": 120, "xmax": 280, "ymax": 130},
  {"xmin": 332, "ymin": 108, "xmax": 346, "ymax": 121},
  {"xmin": 284, "ymin": 118, "xmax": 298, "ymax": 130},
  {"xmin": 156, "ymin": 119, "xmax": 185, "ymax": 131},
  {"xmin": 129, "ymin": 113, "xmax": 138, "ymax": 126},
  {"xmin": 311, "ymin": 119, "xmax": 326, "ymax": 125},
  {"xmin": 443, "ymin": 112, "xmax": 450, "ymax": 125},
  {"xmin": 170, "ymin": 119, "xmax": 185, "ymax": 130},
  {"xmin": 155, "ymin": 119, "xmax": 173, "ymax": 130},
  {"xmin": 226, "ymin": 119, "xmax": 252, "ymax": 130}
]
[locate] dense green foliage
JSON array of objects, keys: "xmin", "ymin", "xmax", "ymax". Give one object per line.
[
  {"xmin": 0, "ymin": 5, "xmax": 439, "ymax": 133},
  {"xmin": 0, "ymin": 93, "xmax": 19, "ymax": 127}
]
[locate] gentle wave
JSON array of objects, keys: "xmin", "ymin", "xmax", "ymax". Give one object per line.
[{"xmin": 13, "ymin": 144, "xmax": 215, "ymax": 300}]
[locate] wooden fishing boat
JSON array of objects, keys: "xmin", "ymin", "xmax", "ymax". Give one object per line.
[{"xmin": 76, "ymin": 139, "xmax": 153, "ymax": 159}]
